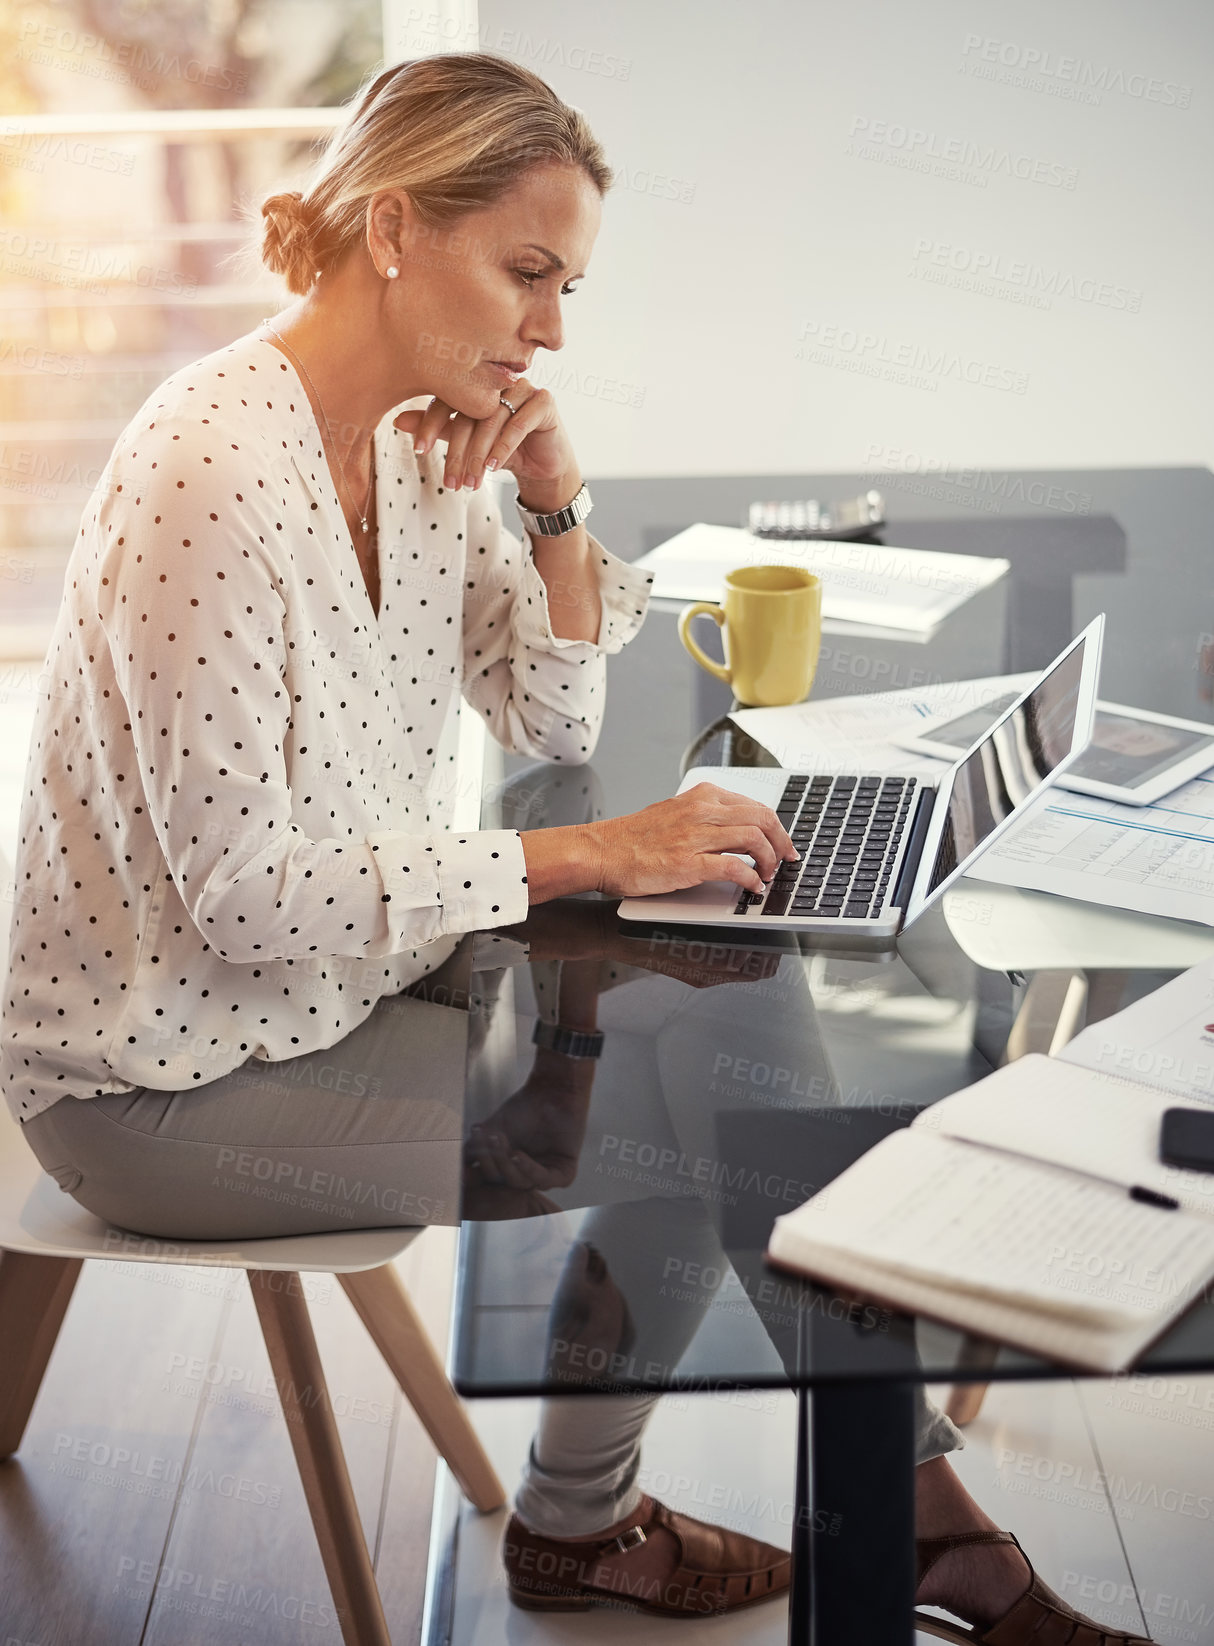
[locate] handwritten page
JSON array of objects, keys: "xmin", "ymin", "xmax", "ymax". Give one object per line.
[
  {"xmin": 778, "ymin": 1129, "xmax": 1214, "ymax": 1327},
  {"xmin": 921, "ymin": 1055, "xmax": 1214, "ymax": 1218}
]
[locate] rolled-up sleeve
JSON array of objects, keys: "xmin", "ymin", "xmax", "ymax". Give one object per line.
[
  {"xmin": 368, "ymin": 828, "xmax": 531, "ymax": 952},
  {"xmin": 460, "ymin": 481, "xmax": 652, "ymax": 764}
]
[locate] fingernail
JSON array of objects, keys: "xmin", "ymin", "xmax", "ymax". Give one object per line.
[
  {"xmin": 485, "ymin": 456, "xmax": 498, "ymax": 471},
  {"xmin": 414, "ymin": 437, "xmax": 427, "ymax": 455}
]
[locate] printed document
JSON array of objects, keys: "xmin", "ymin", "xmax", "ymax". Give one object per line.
[
  {"xmin": 730, "ymin": 675, "xmax": 1035, "ymax": 777},
  {"xmin": 635, "ymin": 523, "xmax": 1007, "ymax": 634},
  {"xmin": 970, "ymin": 778, "xmax": 1214, "ymax": 926}
]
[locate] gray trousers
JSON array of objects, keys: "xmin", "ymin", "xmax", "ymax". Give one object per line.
[
  {"xmin": 515, "ymin": 1220, "xmax": 963, "ymax": 1540},
  {"xmin": 22, "ymin": 972, "xmax": 470, "ymax": 1241}
]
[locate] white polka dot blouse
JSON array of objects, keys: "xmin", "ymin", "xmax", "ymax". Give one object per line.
[{"xmin": 1, "ymin": 331, "xmax": 652, "ymax": 1123}]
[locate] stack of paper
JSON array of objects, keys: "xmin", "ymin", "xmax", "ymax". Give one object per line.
[
  {"xmin": 969, "ymin": 783, "xmax": 1214, "ymax": 927},
  {"xmin": 635, "ymin": 523, "xmax": 1008, "ymax": 637},
  {"xmin": 730, "ymin": 674, "xmax": 1036, "ymax": 778}
]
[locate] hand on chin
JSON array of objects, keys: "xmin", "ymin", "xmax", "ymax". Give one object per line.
[{"xmin": 391, "ymin": 377, "xmax": 502, "ymax": 440}]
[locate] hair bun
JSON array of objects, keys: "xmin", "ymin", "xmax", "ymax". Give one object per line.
[
  {"xmin": 261, "ymin": 191, "xmax": 316, "ymax": 295},
  {"xmin": 254, "ymin": 57, "xmax": 609, "ymax": 303}
]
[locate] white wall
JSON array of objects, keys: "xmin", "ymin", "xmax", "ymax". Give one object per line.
[{"xmin": 467, "ymin": 0, "xmax": 1213, "ymax": 480}]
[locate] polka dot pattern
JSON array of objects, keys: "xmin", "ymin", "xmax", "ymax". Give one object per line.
[{"xmin": 1, "ymin": 330, "xmax": 653, "ymax": 1123}]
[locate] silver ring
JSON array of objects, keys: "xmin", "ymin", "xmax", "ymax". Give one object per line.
[{"xmin": 499, "ymin": 395, "xmax": 517, "ymax": 416}]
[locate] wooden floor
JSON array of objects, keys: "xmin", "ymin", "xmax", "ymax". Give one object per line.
[{"xmin": 0, "ymin": 1230, "xmax": 459, "ymax": 1646}]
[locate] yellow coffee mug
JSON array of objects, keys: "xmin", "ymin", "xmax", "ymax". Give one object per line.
[{"xmin": 678, "ymin": 565, "xmax": 822, "ymax": 707}]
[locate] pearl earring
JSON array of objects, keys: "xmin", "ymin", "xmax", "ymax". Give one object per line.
[{"xmin": 385, "ymin": 264, "xmax": 399, "ymax": 278}]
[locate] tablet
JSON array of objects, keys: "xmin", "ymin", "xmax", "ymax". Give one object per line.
[{"xmin": 898, "ymin": 694, "xmax": 1214, "ymax": 805}]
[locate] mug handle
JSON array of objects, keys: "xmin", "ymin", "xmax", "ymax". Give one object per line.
[{"xmin": 678, "ymin": 602, "xmax": 731, "ymax": 685}]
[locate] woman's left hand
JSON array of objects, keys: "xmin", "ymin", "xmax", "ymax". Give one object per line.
[{"xmin": 394, "ymin": 382, "xmax": 576, "ymax": 495}]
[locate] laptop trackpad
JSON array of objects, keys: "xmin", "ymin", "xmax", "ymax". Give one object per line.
[{"xmin": 652, "ymin": 879, "xmax": 740, "ymax": 913}]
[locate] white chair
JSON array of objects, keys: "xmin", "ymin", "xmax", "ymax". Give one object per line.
[{"xmin": 0, "ymin": 844, "xmax": 504, "ymax": 1646}]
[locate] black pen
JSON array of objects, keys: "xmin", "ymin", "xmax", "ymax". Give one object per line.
[{"xmin": 1130, "ymin": 1184, "xmax": 1180, "ymax": 1210}]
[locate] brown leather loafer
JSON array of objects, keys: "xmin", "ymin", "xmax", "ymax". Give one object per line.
[
  {"xmin": 503, "ymin": 1495, "xmax": 791, "ymax": 1616},
  {"xmin": 915, "ymin": 1530, "xmax": 1155, "ymax": 1644}
]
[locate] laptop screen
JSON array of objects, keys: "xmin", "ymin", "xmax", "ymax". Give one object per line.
[{"xmin": 924, "ymin": 637, "xmax": 1087, "ymax": 895}]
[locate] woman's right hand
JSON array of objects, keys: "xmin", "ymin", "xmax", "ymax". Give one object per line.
[
  {"xmin": 520, "ymin": 782, "xmax": 796, "ymax": 902},
  {"xmin": 589, "ymin": 782, "xmax": 797, "ymax": 897}
]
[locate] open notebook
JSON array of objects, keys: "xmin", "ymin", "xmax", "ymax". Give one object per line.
[{"xmin": 766, "ymin": 1054, "xmax": 1214, "ymax": 1372}]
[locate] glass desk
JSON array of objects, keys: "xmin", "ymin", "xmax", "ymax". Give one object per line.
[{"xmin": 445, "ymin": 467, "xmax": 1214, "ymax": 1646}]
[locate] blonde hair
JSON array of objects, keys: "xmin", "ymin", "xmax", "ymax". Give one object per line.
[{"xmin": 261, "ymin": 54, "xmax": 611, "ymax": 295}]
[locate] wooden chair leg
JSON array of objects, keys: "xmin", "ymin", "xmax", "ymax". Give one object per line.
[
  {"xmin": 248, "ymin": 1269, "xmax": 391, "ymax": 1646},
  {"xmin": 1002, "ymin": 969, "xmax": 1087, "ymax": 1063},
  {"xmin": 943, "ymin": 1334, "xmax": 1003, "ymax": 1428},
  {"xmin": 340, "ymin": 1264, "xmax": 506, "ymax": 1513},
  {"xmin": 0, "ymin": 1250, "xmax": 83, "ymax": 1459},
  {"xmin": 944, "ymin": 1381, "xmax": 991, "ymax": 1427}
]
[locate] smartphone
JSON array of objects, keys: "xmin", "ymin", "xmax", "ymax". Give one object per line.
[{"xmin": 1160, "ymin": 1108, "xmax": 1214, "ymax": 1173}]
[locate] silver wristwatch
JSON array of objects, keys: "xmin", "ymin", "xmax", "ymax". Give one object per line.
[
  {"xmin": 532, "ymin": 1017, "xmax": 604, "ymax": 1059},
  {"xmin": 516, "ymin": 482, "xmax": 593, "ymax": 538}
]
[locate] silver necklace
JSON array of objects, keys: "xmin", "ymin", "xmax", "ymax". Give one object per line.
[{"xmin": 263, "ymin": 322, "xmax": 374, "ymax": 533}]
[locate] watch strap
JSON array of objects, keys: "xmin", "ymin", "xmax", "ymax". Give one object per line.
[
  {"xmin": 516, "ymin": 482, "xmax": 593, "ymax": 538},
  {"xmin": 532, "ymin": 1017, "xmax": 604, "ymax": 1059}
]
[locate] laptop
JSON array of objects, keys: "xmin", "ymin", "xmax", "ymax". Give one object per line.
[{"xmin": 618, "ymin": 615, "xmax": 1104, "ymax": 938}]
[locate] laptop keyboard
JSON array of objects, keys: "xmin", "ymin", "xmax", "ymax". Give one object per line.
[{"xmin": 734, "ymin": 774, "xmax": 918, "ymax": 920}]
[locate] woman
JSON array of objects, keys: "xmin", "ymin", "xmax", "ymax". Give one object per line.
[{"xmin": 0, "ymin": 55, "xmax": 1150, "ymax": 1645}]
